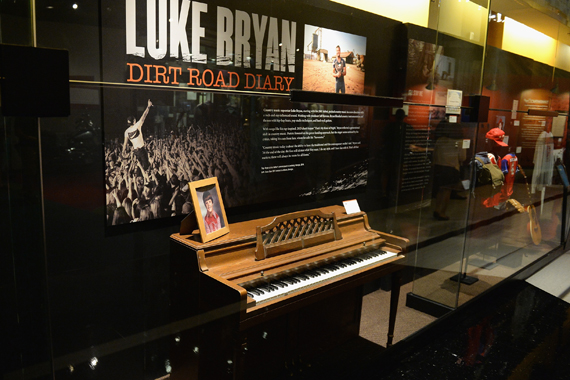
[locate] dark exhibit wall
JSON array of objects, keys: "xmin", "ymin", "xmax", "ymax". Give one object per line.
[
  {"xmin": 1, "ymin": 117, "xmax": 53, "ymax": 375},
  {"xmin": 482, "ymin": 47, "xmax": 569, "ymax": 168},
  {"xmin": 20, "ymin": 1, "xmax": 408, "ymax": 375}
]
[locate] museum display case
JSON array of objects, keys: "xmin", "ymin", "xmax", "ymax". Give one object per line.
[
  {"xmin": 407, "ymin": 5, "xmax": 570, "ymax": 314},
  {"xmin": 2, "ymin": 0, "xmax": 570, "ymax": 379}
]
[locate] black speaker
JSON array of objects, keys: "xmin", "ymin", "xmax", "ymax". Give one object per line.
[
  {"xmin": 0, "ymin": 44, "xmax": 70, "ymax": 117},
  {"xmin": 461, "ymin": 95, "xmax": 490, "ymax": 123}
]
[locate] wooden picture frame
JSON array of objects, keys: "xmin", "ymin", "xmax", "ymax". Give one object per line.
[{"xmin": 189, "ymin": 177, "xmax": 230, "ymax": 243}]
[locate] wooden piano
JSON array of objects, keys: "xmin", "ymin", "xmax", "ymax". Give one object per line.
[{"xmin": 170, "ymin": 205, "xmax": 408, "ymax": 380}]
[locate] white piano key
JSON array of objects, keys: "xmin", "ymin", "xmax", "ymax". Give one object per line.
[{"xmin": 247, "ymin": 250, "xmax": 397, "ymax": 304}]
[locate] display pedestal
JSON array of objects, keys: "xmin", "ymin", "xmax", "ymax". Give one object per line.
[
  {"xmin": 449, "ymin": 273, "xmax": 479, "ymax": 285},
  {"xmin": 406, "ymin": 292, "xmax": 453, "ymax": 318}
]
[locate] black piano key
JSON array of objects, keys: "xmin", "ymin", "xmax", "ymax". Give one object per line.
[{"xmin": 244, "ymin": 247, "xmax": 395, "ymax": 300}]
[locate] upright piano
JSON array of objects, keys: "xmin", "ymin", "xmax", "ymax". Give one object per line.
[{"xmin": 170, "ymin": 205, "xmax": 408, "ymax": 379}]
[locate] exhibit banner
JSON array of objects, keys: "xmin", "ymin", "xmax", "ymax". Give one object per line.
[
  {"xmin": 103, "ymin": 89, "xmax": 371, "ymax": 226},
  {"xmin": 102, "ymin": 0, "xmax": 376, "ymax": 96},
  {"xmin": 103, "ymin": 0, "xmax": 298, "ymax": 94},
  {"xmin": 101, "ymin": 0, "xmax": 396, "ymax": 226}
]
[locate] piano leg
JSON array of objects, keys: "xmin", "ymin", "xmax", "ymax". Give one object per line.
[
  {"xmin": 387, "ymin": 271, "xmax": 401, "ymax": 347},
  {"xmin": 234, "ymin": 332, "xmax": 247, "ymax": 380}
]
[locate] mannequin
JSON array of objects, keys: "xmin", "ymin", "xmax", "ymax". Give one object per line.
[
  {"xmin": 531, "ymin": 126, "xmax": 554, "ymax": 215},
  {"xmin": 480, "ymin": 128, "xmax": 508, "ymax": 209}
]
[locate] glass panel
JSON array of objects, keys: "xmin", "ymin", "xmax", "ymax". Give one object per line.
[
  {"xmin": 407, "ymin": 0, "xmax": 570, "ymax": 311},
  {"xmin": 411, "ymin": 119, "xmax": 478, "ymax": 309},
  {"xmin": 453, "ymin": 8, "xmax": 569, "ymax": 306},
  {"xmin": 1, "ymin": 2, "xmax": 51, "ymax": 379},
  {"xmin": 36, "ymin": 2, "xmax": 101, "ymax": 81},
  {"xmin": 0, "ymin": 1, "xmax": 33, "ymax": 45},
  {"xmin": 1, "ymin": 115, "xmax": 51, "ymax": 378},
  {"xmin": 4, "ymin": 0, "xmax": 570, "ymax": 379},
  {"xmin": 406, "ymin": 0, "xmax": 489, "ymax": 310}
]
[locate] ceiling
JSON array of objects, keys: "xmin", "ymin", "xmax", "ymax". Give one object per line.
[
  {"xmin": 491, "ymin": 0, "xmax": 570, "ymax": 45},
  {"xmin": 5, "ymin": 0, "xmax": 570, "ymax": 47}
]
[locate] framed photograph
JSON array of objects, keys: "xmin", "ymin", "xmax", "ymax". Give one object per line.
[{"xmin": 189, "ymin": 177, "xmax": 230, "ymax": 243}]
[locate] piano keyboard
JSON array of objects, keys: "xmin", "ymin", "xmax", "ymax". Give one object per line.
[{"xmin": 244, "ymin": 249, "xmax": 397, "ymax": 305}]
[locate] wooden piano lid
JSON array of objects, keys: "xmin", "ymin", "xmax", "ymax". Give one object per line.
[{"xmin": 171, "ymin": 205, "xmax": 349, "ymax": 250}]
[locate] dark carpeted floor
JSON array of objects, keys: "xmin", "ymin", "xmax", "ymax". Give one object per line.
[{"xmin": 293, "ymin": 279, "xmax": 570, "ymax": 380}]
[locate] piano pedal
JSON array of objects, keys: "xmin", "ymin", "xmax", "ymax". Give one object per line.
[
  {"xmin": 283, "ymin": 356, "xmax": 310, "ymax": 377},
  {"xmin": 226, "ymin": 359, "xmax": 234, "ymax": 375},
  {"xmin": 283, "ymin": 360, "xmax": 294, "ymax": 377},
  {"xmin": 299, "ymin": 358, "xmax": 311, "ymax": 369}
]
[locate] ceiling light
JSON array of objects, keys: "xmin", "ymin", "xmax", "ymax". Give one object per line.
[{"xmin": 72, "ymin": 3, "xmax": 78, "ymax": 10}]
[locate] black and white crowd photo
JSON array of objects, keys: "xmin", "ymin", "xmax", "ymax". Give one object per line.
[{"xmin": 103, "ymin": 89, "xmax": 370, "ymax": 226}]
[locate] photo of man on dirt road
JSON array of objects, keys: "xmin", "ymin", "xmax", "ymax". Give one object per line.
[{"xmin": 302, "ymin": 25, "xmax": 367, "ymax": 95}]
